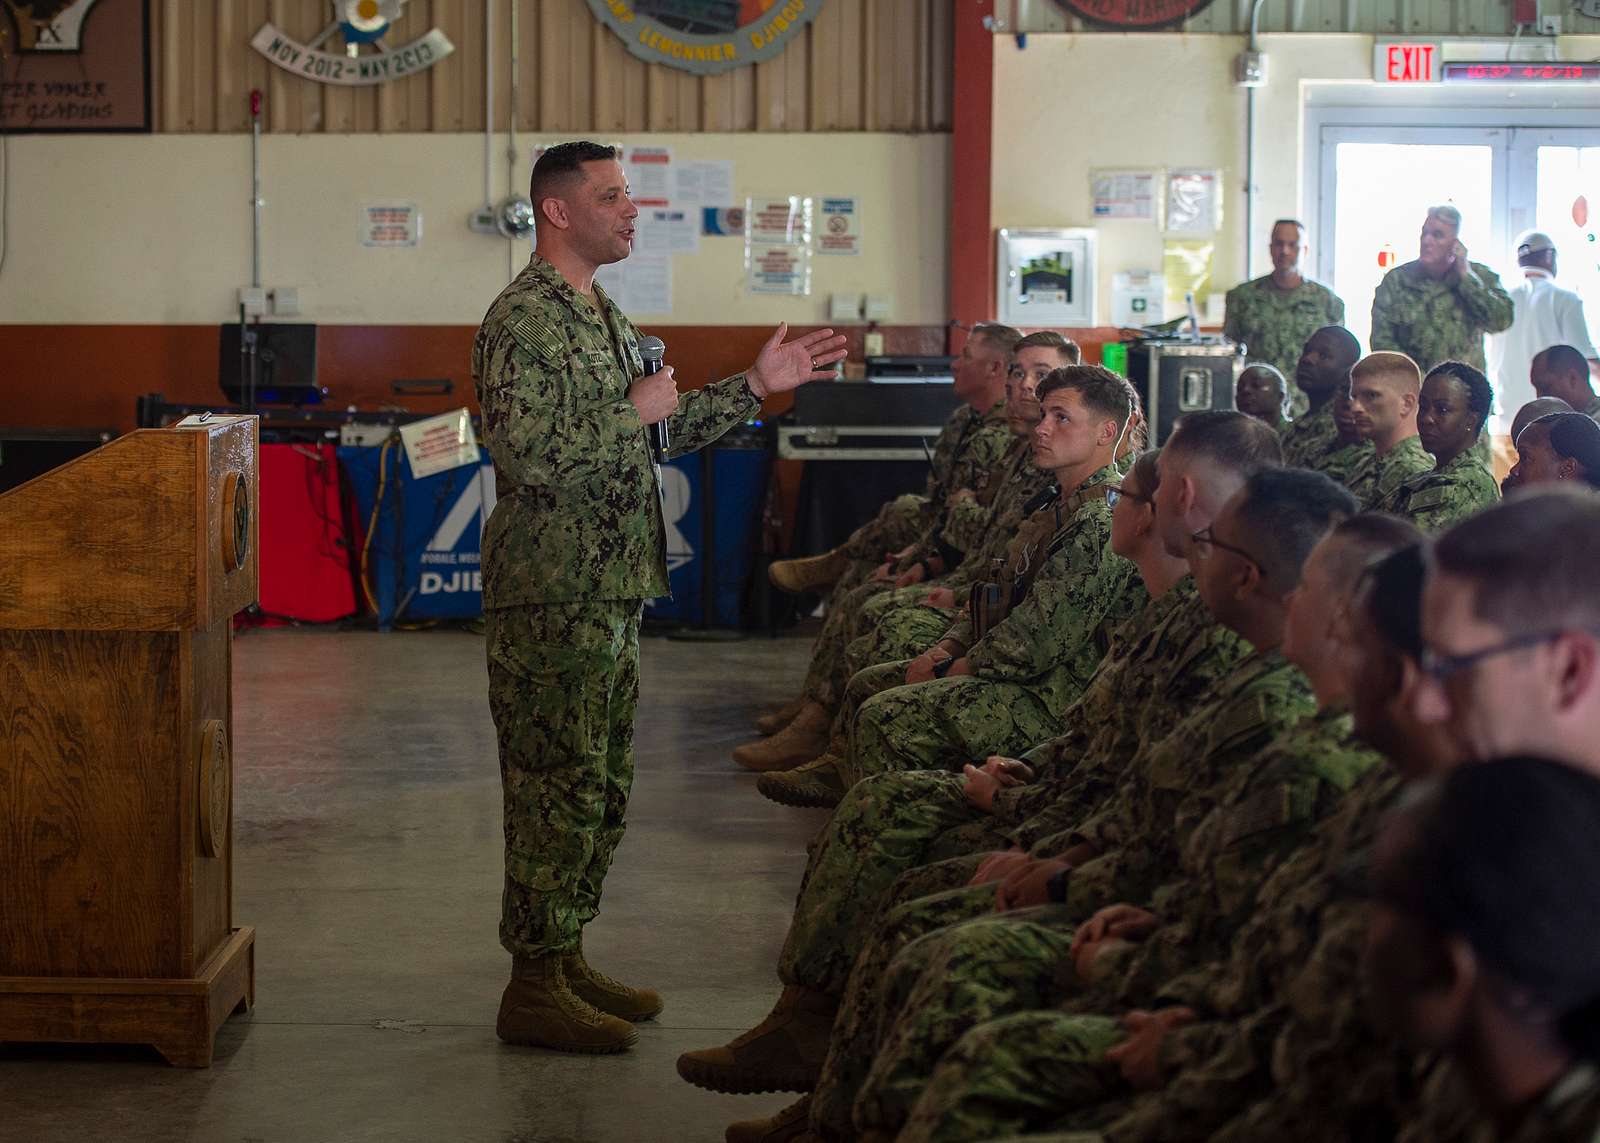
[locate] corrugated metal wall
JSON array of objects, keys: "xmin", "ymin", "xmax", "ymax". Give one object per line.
[
  {"xmin": 1000, "ymin": 0, "xmax": 1600, "ymax": 34},
  {"xmin": 150, "ymin": 0, "xmax": 951, "ymax": 134}
]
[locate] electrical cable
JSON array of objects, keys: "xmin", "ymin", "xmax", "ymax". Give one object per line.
[
  {"xmin": 0, "ymin": 132, "xmax": 10, "ymax": 279},
  {"xmin": 359, "ymin": 437, "xmax": 396, "ymax": 615}
]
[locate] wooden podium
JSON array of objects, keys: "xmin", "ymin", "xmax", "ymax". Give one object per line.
[{"xmin": 0, "ymin": 416, "xmax": 259, "ymax": 1067}]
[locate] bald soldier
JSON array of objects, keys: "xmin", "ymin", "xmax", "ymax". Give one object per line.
[
  {"xmin": 473, "ymin": 140, "xmax": 846, "ymax": 1054},
  {"xmin": 1343, "ymin": 352, "xmax": 1433, "ymax": 508},
  {"xmin": 1278, "ymin": 326, "xmax": 1365, "ymax": 474}
]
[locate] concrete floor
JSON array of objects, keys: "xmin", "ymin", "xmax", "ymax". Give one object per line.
[{"xmin": 1, "ymin": 626, "xmax": 828, "ymax": 1142}]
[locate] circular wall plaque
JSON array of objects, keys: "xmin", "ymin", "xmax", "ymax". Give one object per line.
[
  {"xmin": 1050, "ymin": 0, "xmax": 1216, "ymax": 29},
  {"xmin": 198, "ymin": 719, "xmax": 231, "ymax": 859},
  {"xmin": 584, "ymin": 0, "xmax": 824, "ymax": 76},
  {"xmin": 222, "ymin": 471, "xmax": 249, "ymax": 573}
]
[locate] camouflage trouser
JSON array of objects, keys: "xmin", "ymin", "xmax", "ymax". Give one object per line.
[
  {"xmin": 853, "ymin": 601, "xmax": 959, "ymax": 672},
  {"xmin": 776, "ymin": 771, "xmax": 1006, "ymax": 997},
  {"xmin": 805, "ymin": 584, "xmax": 956, "ymax": 712},
  {"xmin": 485, "ymin": 600, "xmax": 641, "ymax": 958},
  {"xmin": 841, "ymin": 492, "xmax": 930, "ymax": 562},
  {"xmin": 847, "ymin": 671, "xmax": 1055, "ymax": 785},
  {"xmin": 803, "ymin": 578, "xmax": 898, "ymax": 709},
  {"xmin": 898, "ymin": 1012, "xmax": 1127, "ymax": 1143},
  {"xmin": 854, "ymin": 910, "xmax": 1085, "ymax": 1135}
]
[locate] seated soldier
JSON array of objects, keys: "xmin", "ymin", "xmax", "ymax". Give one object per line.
[
  {"xmin": 1279, "ymin": 325, "xmax": 1365, "ymax": 475},
  {"xmin": 743, "ymin": 330, "xmax": 1067, "ymax": 766},
  {"xmin": 1531, "ymin": 342, "xmax": 1600, "ymax": 422},
  {"xmin": 1234, "ymin": 362, "xmax": 1290, "ymax": 430},
  {"xmin": 1367, "ymin": 758, "xmax": 1600, "ymax": 1143},
  {"xmin": 1512, "ymin": 411, "xmax": 1600, "ymax": 490},
  {"xmin": 1376, "ymin": 360, "xmax": 1500, "ymax": 530},
  {"xmin": 802, "ymin": 470, "xmax": 1367, "ymax": 1142},
  {"xmin": 759, "ymin": 366, "xmax": 1144, "ymax": 807},
  {"xmin": 675, "ymin": 413, "xmax": 1282, "ymax": 1119},
  {"xmin": 1344, "ymin": 351, "xmax": 1433, "ymax": 507},
  {"xmin": 1502, "ymin": 395, "xmax": 1573, "ymax": 492},
  {"xmin": 759, "ymin": 321, "xmax": 1020, "ymax": 643}
]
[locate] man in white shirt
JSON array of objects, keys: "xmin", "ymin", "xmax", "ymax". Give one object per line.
[
  {"xmin": 1488, "ymin": 231, "xmax": 1600, "ymax": 433},
  {"xmin": 1485, "ymin": 231, "xmax": 1599, "ymax": 481}
]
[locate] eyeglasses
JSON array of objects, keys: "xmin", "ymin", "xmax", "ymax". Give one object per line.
[
  {"xmin": 1106, "ymin": 485, "xmax": 1151, "ymax": 509},
  {"xmin": 1189, "ymin": 525, "xmax": 1261, "ymax": 570},
  {"xmin": 1420, "ymin": 626, "xmax": 1600, "ymax": 682}
]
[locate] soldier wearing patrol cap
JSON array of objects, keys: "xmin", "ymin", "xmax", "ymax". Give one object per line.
[{"xmin": 472, "ymin": 140, "xmax": 846, "ymax": 1054}]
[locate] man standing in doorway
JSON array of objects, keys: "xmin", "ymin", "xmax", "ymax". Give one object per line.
[
  {"xmin": 1370, "ymin": 205, "xmax": 1514, "ymax": 375},
  {"xmin": 1487, "ymin": 231, "xmax": 1600, "ymax": 432},
  {"xmin": 472, "ymin": 141, "xmax": 846, "ymax": 1054},
  {"xmin": 1223, "ymin": 219, "xmax": 1346, "ymax": 414}
]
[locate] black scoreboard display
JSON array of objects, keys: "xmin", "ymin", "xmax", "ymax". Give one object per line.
[{"xmin": 1442, "ymin": 62, "xmax": 1600, "ymax": 84}]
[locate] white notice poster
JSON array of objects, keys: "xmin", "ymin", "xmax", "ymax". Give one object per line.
[
  {"xmin": 595, "ymin": 254, "xmax": 673, "ymax": 315},
  {"xmin": 1090, "ymin": 171, "xmax": 1158, "ymax": 222},
  {"xmin": 624, "ymin": 146, "xmax": 673, "ymax": 207},
  {"xmin": 399, "ymin": 409, "xmax": 478, "ymax": 478},
  {"xmin": 638, "ymin": 208, "xmax": 700, "ymax": 255},
  {"xmin": 675, "ymin": 159, "xmax": 735, "ymax": 206},
  {"xmin": 1165, "ymin": 169, "xmax": 1222, "ymax": 234},
  {"xmin": 817, "ymin": 197, "xmax": 861, "ymax": 256},
  {"xmin": 361, "ymin": 202, "xmax": 421, "ymax": 247}
]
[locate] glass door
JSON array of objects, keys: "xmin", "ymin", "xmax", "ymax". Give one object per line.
[
  {"xmin": 1317, "ymin": 126, "xmax": 1508, "ymax": 352},
  {"xmin": 1508, "ymin": 130, "xmax": 1600, "ymax": 345}
]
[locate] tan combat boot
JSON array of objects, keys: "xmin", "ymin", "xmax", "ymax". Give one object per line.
[
  {"xmin": 768, "ymin": 548, "xmax": 849, "ymax": 595},
  {"xmin": 754, "ymin": 696, "xmax": 806, "ymax": 737},
  {"xmin": 732, "ymin": 701, "xmax": 831, "ymax": 772},
  {"xmin": 676, "ymin": 986, "xmax": 838, "ymax": 1094},
  {"xmin": 725, "ymin": 1096, "xmax": 820, "ymax": 1143},
  {"xmin": 496, "ymin": 953, "xmax": 639, "ymax": 1054},
  {"xmin": 756, "ymin": 754, "xmax": 848, "ymax": 809},
  {"xmin": 561, "ymin": 947, "xmax": 664, "ymax": 1022}
]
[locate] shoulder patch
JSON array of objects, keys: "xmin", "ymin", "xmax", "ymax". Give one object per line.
[{"xmin": 507, "ymin": 311, "xmax": 566, "ymax": 362}]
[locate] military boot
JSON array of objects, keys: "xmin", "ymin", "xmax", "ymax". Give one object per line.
[
  {"xmin": 561, "ymin": 948, "xmax": 663, "ymax": 1022},
  {"xmin": 731, "ymin": 701, "xmax": 831, "ymax": 772},
  {"xmin": 725, "ymin": 1096, "xmax": 819, "ymax": 1143},
  {"xmin": 676, "ymin": 986, "xmax": 838, "ymax": 1094},
  {"xmin": 757, "ymin": 754, "xmax": 848, "ymax": 809},
  {"xmin": 768, "ymin": 548, "xmax": 849, "ymax": 595},
  {"xmin": 496, "ymin": 954, "xmax": 639, "ymax": 1054},
  {"xmin": 754, "ymin": 696, "xmax": 806, "ymax": 737}
]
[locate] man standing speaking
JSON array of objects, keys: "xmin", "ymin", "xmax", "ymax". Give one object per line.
[{"xmin": 472, "ymin": 141, "xmax": 846, "ymax": 1054}]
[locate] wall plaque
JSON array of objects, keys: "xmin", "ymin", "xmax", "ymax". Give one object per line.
[
  {"xmin": 0, "ymin": 0, "xmax": 151, "ymax": 133},
  {"xmin": 1049, "ymin": 0, "xmax": 1215, "ymax": 30},
  {"xmin": 586, "ymin": 0, "xmax": 823, "ymax": 76}
]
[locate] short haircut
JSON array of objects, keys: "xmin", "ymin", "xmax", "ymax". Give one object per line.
[
  {"xmin": 1426, "ymin": 361, "xmax": 1494, "ymax": 437},
  {"xmin": 1427, "ymin": 204, "xmax": 1463, "ymax": 230},
  {"xmin": 1124, "ymin": 448, "xmax": 1160, "ymax": 498},
  {"xmin": 1351, "ymin": 351, "xmax": 1422, "ymax": 393},
  {"xmin": 1433, "ymin": 485, "xmax": 1600, "ymax": 632},
  {"xmin": 1537, "ymin": 412, "xmax": 1600, "ymax": 489},
  {"xmin": 1229, "ymin": 468, "xmax": 1359, "ymax": 595},
  {"xmin": 970, "ymin": 322, "xmax": 1024, "ymax": 357},
  {"xmin": 1036, "ymin": 364, "xmax": 1133, "ymax": 431},
  {"xmin": 530, "ymin": 140, "xmax": 619, "ymax": 209},
  {"xmin": 1271, "ymin": 219, "xmax": 1307, "ymax": 235},
  {"xmin": 1511, "ymin": 396, "xmax": 1573, "ymax": 441},
  {"xmin": 1387, "ymin": 757, "xmax": 1600, "ymax": 1063},
  {"xmin": 1360, "ymin": 542, "xmax": 1429, "ymax": 660},
  {"xmin": 1321, "ymin": 512, "xmax": 1426, "ymax": 590},
  {"xmin": 1163, "ymin": 409, "xmax": 1284, "ymax": 479},
  {"xmin": 1539, "ymin": 343, "xmax": 1590, "ymax": 379},
  {"xmin": 1240, "ymin": 362, "xmax": 1287, "ymax": 394},
  {"xmin": 1014, "ymin": 330, "xmax": 1083, "ymax": 365},
  {"xmin": 1308, "ymin": 325, "xmax": 1362, "ymax": 367}
]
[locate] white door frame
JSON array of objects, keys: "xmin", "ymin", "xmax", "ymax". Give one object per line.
[{"xmin": 1506, "ymin": 127, "xmax": 1600, "ymax": 240}]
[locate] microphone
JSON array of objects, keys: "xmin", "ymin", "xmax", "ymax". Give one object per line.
[{"xmin": 638, "ymin": 335, "xmax": 670, "ymax": 462}]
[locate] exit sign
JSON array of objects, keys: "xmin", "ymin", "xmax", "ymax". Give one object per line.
[{"xmin": 1375, "ymin": 41, "xmax": 1440, "ymax": 83}]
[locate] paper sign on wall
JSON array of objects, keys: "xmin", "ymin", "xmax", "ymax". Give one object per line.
[
  {"xmin": 595, "ymin": 253, "xmax": 673, "ymax": 315},
  {"xmin": 817, "ymin": 197, "xmax": 861, "ymax": 256},
  {"xmin": 1166, "ymin": 170, "xmax": 1222, "ymax": 234},
  {"xmin": 362, "ymin": 202, "xmax": 421, "ymax": 247},
  {"xmin": 1163, "ymin": 240, "xmax": 1216, "ymax": 318},
  {"xmin": 624, "ymin": 146, "xmax": 673, "ymax": 208},
  {"xmin": 1091, "ymin": 171, "xmax": 1159, "ymax": 222},
  {"xmin": 747, "ymin": 196, "xmax": 813, "ymax": 244},
  {"xmin": 399, "ymin": 409, "xmax": 479, "ymax": 478},
  {"xmin": 703, "ymin": 207, "xmax": 746, "ymax": 236},
  {"xmin": 638, "ymin": 209, "xmax": 700, "ymax": 255},
  {"xmin": 748, "ymin": 245, "xmax": 812, "ymax": 295},
  {"xmin": 746, "ymin": 195, "xmax": 814, "ymax": 296},
  {"xmin": 675, "ymin": 160, "xmax": 736, "ymax": 207}
]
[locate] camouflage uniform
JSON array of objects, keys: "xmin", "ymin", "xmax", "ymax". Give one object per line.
[
  {"xmin": 1279, "ymin": 398, "xmax": 1383, "ymax": 486},
  {"xmin": 474, "ymin": 254, "xmax": 757, "ymax": 956},
  {"xmin": 1343, "ymin": 433, "xmax": 1435, "ymax": 509},
  {"xmin": 801, "ymin": 437, "xmax": 1045, "ymax": 712},
  {"xmin": 1223, "ymin": 275, "xmax": 1346, "ymax": 414},
  {"xmin": 1587, "ymin": 395, "xmax": 1600, "ymax": 425},
  {"xmin": 808, "ymin": 648, "xmax": 1314, "ymax": 1139},
  {"xmin": 1370, "ymin": 259, "xmax": 1515, "ymax": 374},
  {"xmin": 1376, "ymin": 450, "xmax": 1500, "ymax": 532},
  {"xmin": 871, "ymin": 708, "xmax": 1378, "ymax": 1142},
  {"xmin": 846, "ymin": 468, "xmax": 1140, "ymax": 783}
]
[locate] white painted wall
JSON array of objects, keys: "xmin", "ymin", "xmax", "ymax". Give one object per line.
[{"xmin": 0, "ymin": 132, "xmax": 949, "ymax": 325}]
